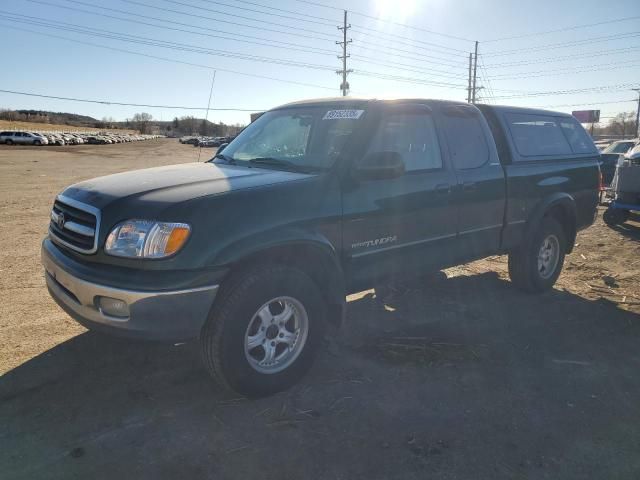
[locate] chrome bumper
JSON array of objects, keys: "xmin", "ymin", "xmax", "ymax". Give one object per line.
[{"xmin": 42, "ymin": 245, "xmax": 219, "ymax": 340}]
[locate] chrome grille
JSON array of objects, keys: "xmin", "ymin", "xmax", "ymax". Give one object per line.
[{"xmin": 49, "ymin": 195, "xmax": 100, "ymax": 254}]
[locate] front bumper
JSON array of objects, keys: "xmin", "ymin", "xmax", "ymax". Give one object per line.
[{"xmin": 42, "ymin": 240, "xmax": 219, "ymax": 340}]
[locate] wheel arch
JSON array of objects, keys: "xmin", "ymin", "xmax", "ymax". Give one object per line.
[
  {"xmin": 526, "ymin": 194, "xmax": 577, "ymax": 253},
  {"xmin": 215, "ymin": 234, "xmax": 346, "ymax": 327}
]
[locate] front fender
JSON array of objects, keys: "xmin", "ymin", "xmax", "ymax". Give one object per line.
[{"xmin": 210, "ymin": 226, "xmax": 340, "ymax": 267}]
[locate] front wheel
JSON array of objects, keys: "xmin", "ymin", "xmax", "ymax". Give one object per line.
[
  {"xmin": 200, "ymin": 265, "xmax": 326, "ymax": 397},
  {"xmin": 508, "ymin": 217, "xmax": 566, "ymax": 293}
]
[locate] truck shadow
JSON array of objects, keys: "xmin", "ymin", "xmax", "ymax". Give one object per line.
[
  {"xmin": 606, "ymin": 213, "xmax": 640, "ymax": 241},
  {"xmin": 2, "ymin": 272, "xmax": 640, "ymax": 479}
]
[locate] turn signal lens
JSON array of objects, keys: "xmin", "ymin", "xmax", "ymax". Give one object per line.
[{"xmin": 165, "ymin": 227, "xmax": 191, "ymax": 256}]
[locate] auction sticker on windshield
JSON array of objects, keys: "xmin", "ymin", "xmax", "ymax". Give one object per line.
[{"xmin": 322, "ymin": 110, "xmax": 364, "ymax": 120}]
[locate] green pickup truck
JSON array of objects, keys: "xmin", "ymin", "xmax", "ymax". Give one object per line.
[{"xmin": 42, "ymin": 98, "xmax": 600, "ymax": 396}]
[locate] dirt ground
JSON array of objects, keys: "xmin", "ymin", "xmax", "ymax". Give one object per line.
[{"xmin": 1, "ymin": 139, "xmax": 639, "ymax": 479}]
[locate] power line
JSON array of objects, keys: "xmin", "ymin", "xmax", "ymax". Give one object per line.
[
  {"xmin": 5, "ymin": 20, "xmax": 467, "ymax": 92},
  {"xmin": 205, "ymin": 0, "xmax": 470, "ymax": 54},
  {"xmin": 483, "ymin": 31, "xmax": 640, "ymax": 57},
  {"xmin": 530, "ymin": 99, "xmax": 638, "ymax": 109},
  {"xmin": 4, "ymin": 12, "xmax": 471, "ymax": 89},
  {"xmin": 33, "ymin": 0, "xmax": 470, "ymax": 72},
  {"xmin": 187, "ymin": 0, "xmax": 336, "ymax": 27},
  {"xmin": 0, "ymin": 88, "xmax": 264, "ymax": 111},
  {"xmin": 490, "ymin": 83, "xmax": 640, "ymax": 100},
  {"xmin": 148, "ymin": 0, "xmax": 335, "ymax": 37},
  {"xmin": 118, "ymin": 0, "xmax": 334, "ymax": 42},
  {"xmin": 352, "ymin": 70, "xmax": 466, "ymax": 89},
  {"xmin": 290, "ymin": 0, "xmax": 474, "ymax": 42},
  {"xmin": 28, "ymin": 0, "xmax": 337, "ymax": 55},
  {"xmin": 1, "ymin": 24, "xmax": 337, "ymax": 91},
  {"xmin": 484, "ymin": 45, "xmax": 640, "ymax": 68},
  {"xmin": 483, "ymin": 14, "xmax": 640, "ymax": 42},
  {"xmin": 229, "ymin": 0, "xmax": 336, "ymax": 23},
  {"xmin": 350, "ymin": 43, "xmax": 470, "ymax": 69},
  {"xmin": 348, "ymin": 27, "xmax": 470, "ymax": 55},
  {"xmin": 146, "ymin": 0, "xmax": 472, "ymax": 59},
  {"xmin": 31, "ymin": 0, "xmax": 470, "ymax": 78},
  {"xmin": 486, "ymin": 60, "xmax": 640, "ymax": 80},
  {"xmin": 349, "ymin": 56, "xmax": 467, "ymax": 80},
  {"xmin": 0, "ymin": 13, "xmax": 338, "ymax": 71}
]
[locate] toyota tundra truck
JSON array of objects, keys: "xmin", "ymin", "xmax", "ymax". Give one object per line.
[{"xmin": 42, "ymin": 98, "xmax": 599, "ymax": 396}]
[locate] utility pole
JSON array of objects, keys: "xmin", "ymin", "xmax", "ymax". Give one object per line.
[
  {"xmin": 336, "ymin": 10, "xmax": 352, "ymax": 97},
  {"xmin": 633, "ymin": 88, "xmax": 640, "ymax": 138},
  {"xmin": 471, "ymin": 41, "xmax": 479, "ymax": 104},
  {"xmin": 467, "ymin": 53, "xmax": 472, "ymax": 103}
]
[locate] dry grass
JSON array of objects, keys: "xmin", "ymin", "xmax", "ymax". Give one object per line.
[{"xmin": 0, "ymin": 119, "xmax": 136, "ymax": 134}]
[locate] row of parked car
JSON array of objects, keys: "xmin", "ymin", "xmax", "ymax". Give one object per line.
[
  {"xmin": 0, "ymin": 130, "xmax": 163, "ymax": 146},
  {"xmin": 179, "ymin": 135, "xmax": 235, "ymax": 148}
]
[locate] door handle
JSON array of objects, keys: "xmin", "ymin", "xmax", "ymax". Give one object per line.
[
  {"xmin": 462, "ymin": 181, "xmax": 477, "ymax": 191},
  {"xmin": 434, "ymin": 183, "xmax": 450, "ymax": 195}
]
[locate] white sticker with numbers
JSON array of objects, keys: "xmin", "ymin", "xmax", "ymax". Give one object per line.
[{"xmin": 322, "ymin": 109, "xmax": 364, "ymax": 120}]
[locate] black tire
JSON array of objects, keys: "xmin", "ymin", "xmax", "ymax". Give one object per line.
[
  {"xmin": 603, "ymin": 207, "xmax": 629, "ymax": 226},
  {"xmin": 200, "ymin": 265, "xmax": 326, "ymax": 397},
  {"xmin": 5, "ymin": 139, "xmax": 12, "ymax": 145},
  {"xmin": 34, "ymin": 140, "xmax": 41, "ymax": 146},
  {"xmin": 508, "ymin": 217, "xmax": 566, "ymax": 293}
]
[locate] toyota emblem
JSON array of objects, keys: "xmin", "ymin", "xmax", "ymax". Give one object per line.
[{"xmin": 57, "ymin": 212, "xmax": 66, "ymax": 229}]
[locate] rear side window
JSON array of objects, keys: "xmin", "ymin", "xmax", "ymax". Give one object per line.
[
  {"xmin": 14, "ymin": 132, "xmax": 23, "ymax": 137},
  {"xmin": 441, "ymin": 105, "xmax": 489, "ymax": 169},
  {"xmin": 367, "ymin": 111, "xmax": 442, "ymax": 171},
  {"xmin": 0, "ymin": 131, "xmax": 11, "ymax": 136},
  {"xmin": 558, "ymin": 118, "xmax": 597, "ymax": 154},
  {"xmin": 505, "ymin": 113, "xmax": 572, "ymax": 158}
]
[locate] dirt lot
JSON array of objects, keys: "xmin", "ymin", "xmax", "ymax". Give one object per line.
[{"xmin": 1, "ymin": 139, "xmax": 639, "ymax": 479}]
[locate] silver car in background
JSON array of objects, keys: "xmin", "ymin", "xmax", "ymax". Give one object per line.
[{"xmin": 0, "ymin": 131, "xmax": 49, "ymax": 145}]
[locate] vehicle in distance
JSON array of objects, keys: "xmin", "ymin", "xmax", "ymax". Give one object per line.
[
  {"xmin": 0, "ymin": 130, "xmax": 49, "ymax": 145},
  {"xmin": 599, "ymin": 139, "xmax": 639, "ymax": 185},
  {"xmin": 42, "ymin": 98, "xmax": 599, "ymax": 397},
  {"xmin": 601, "ymin": 139, "xmax": 638, "ymax": 155}
]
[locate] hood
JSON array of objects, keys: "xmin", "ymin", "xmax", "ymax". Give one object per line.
[{"xmin": 61, "ymin": 162, "xmax": 311, "ymax": 210}]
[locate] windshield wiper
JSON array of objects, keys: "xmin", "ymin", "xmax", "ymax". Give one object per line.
[
  {"xmin": 213, "ymin": 152, "xmax": 235, "ymax": 164},
  {"xmin": 248, "ymin": 157, "xmax": 315, "ymax": 172}
]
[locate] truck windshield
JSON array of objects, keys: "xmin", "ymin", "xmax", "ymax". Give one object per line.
[{"xmin": 213, "ymin": 106, "xmax": 365, "ymax": 171}]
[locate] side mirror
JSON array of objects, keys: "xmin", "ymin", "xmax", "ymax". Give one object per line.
[
  {"xmin": 354, "ymin": 151, "xmax": 405, "ymax": 180},
  {"xmin": 217, "ymin": 142, "xmax": 229, "ymax": 153}
]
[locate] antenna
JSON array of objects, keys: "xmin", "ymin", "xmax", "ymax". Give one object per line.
[{"xmin": 198, "ymin": 70, "xmax": 217, "ymax": 162}]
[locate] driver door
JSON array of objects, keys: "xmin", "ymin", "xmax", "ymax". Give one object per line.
[{"xmin": 342, "ymin": 104, "xmax": 458, "ymax": 289}]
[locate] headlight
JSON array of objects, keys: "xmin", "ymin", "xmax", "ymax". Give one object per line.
[{"xmin": 104, "ymin": 220, "xmax": 191, "ymax": 259}]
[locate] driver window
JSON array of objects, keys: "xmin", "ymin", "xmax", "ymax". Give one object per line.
[{"xmin": 367, "ymin": 112, "xmax": 442, "ymax": 171}]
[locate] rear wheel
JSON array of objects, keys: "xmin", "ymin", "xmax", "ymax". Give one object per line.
[
  {"xmin": 508, "ymin": 217, "xmax": 566, "ymax": 293},
  {"xmin": 200, "ymin": 265, "xmax": 326, "ymax": 397},
  {"xmin": 5, "ymin": 139, "xmax": 12, "ymax": 145}
]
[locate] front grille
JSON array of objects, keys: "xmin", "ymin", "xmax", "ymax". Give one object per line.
[{"xmin": 49, "ymin": 196, "xmax": 100, "ymax": 254}]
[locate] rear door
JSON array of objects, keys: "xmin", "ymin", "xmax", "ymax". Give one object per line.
[
  {"xmin": 342, "ymin": 103, "xmax": 458, "ymax": 288},
  {"xmin": 439, "ymin": 104, "xmax": 506, "ymax": 260}
]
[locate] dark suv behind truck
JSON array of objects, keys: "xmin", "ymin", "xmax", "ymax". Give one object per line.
[{"xmin": 42, "ymin": 98, "xmax": 599, "ymax": 396}]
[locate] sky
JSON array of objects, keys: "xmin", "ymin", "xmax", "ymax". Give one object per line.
[{"xmin": 0, "ymin": 0, "xmax": 639, "ymax": 126}]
